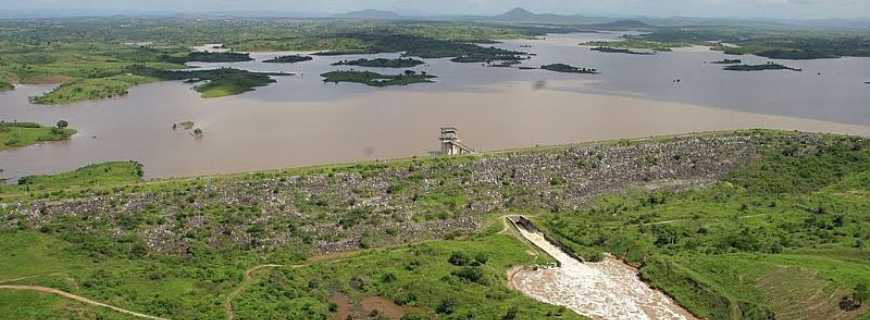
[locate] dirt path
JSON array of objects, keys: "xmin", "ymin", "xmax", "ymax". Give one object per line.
[
  {"xmin": 0, "ymin": 285, "xmax": 168, "ymax": 320},
  {"xmin": 223, "ymin": 264, "xmax": 284, "ymax": 320},
  {"xmin": 223, "ymin": 251, "xmax": 364, "ymax": 320},
  {"xmin": 2, "ymin": 215, "xmax": 539, "ymax": 320}
]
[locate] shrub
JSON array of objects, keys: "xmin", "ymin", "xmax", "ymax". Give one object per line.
[
  {"xmin": 452, "ymin": 266, "xmax": 485, "ymax": 284},
  {"xmin": 436, "ymin": 298, "xmax": 457, "ymax": 314},
  {"xmin": 448, "ymin": 251, "xmax": 470, "ymax": 266}
]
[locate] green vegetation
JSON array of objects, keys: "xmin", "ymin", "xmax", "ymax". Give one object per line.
[
  {"xmin": 31, "ymin": 74, "xmax": 155, "ymax": 105},
  {"xmin": 449, "ymin": 54, "xmax": 527, "ymax": 63},
  {"xmin": 332, "ymin": 57, "xmax": 424, "ymax": 68},
  {"xmin": 540, "ymin": 134, "xmax": 870, "ymax": 319},
  {"xmin": 127, "ymin": 66, "xmax": 280, "ymax": 98},
  {"xmin": 589, "ymin": 46, "xmax": 655, "ymax": 55},
  {"xmin": 1, "ymin": 130, "xmax": 869, "ymax": 319},
  {"xmin": 17, "ymin": 161, "xmax": 143, "ymax": 188},
  {"xmin": 321, "ymin": 70, "xmax": 435, "ymax": 87},
  {"xmin": 0, "ymin": 121, "xmax": 76, "ymax": 151},
  {"xmin": 582, "ymin": 40, "xmax": 684, "ymax": 52},
  {"xmin": 723, "ymin": 62, "xmax": 802, "ymax": 71},
  {"xmin": 234, "ymin": 234, "xmax": 579, "ymax": 319},
  {"xmin": 540, "ymin": 63, "xmax": 598, "ymax": 74},
  {"xmin": 263, "ymin": 55, "xmax": 313, "ymax": 64},
  {"xmin": 0, "ymin": 18, "xmax": 550, "ymax": 104},
  {"xmin": 633, "ymin": 27, "xmax": 870, "ymax": 59},
  {"xmin": 181, "ymin": 52, "xmax": 253, "ymax": 63},
  {"xmin": 309, "ymin": 33, "xmax": 527, "ymax": 61},
  {"xmin": 0, "ymin": 80, "xmax": 12, "ymax": 91}
]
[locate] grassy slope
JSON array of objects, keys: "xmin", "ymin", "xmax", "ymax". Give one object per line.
[
  {"xmin": 15, "ymin": 161, "xmax": 144, "ymax": 190},
  {"xmin": 0, "ymin": 155, "xmax": 583, "ymax": 319},
  {"xmin": 234, "ymin": 231, "xmax": 578, "ymax": 320},
  {"xmin": 0, "ymin": 124, "xmax": 76, "ymax": 151},
  {"xmin": 541, "ymin": 136, "xmax": 870, "ymax": 319},
  {"xmin": 1, "ymin": 131, "xmax": 868, "ymax": 319}
]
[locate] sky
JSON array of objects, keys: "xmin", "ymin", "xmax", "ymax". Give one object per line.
[{"xmin": 3, "ymin": 0, "xmax": 868, "ymax": 19}]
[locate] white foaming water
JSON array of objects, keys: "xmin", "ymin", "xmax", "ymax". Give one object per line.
[{"xmin": 512, "ymin": 225, "xmax": 696, "ymax": 320}]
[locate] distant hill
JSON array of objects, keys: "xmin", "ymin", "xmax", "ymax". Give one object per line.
[
  {"xmin": 498, "ymin": 7, "xmax": 537, "ymax": 20},
  {"xmin": 471, "ymin": 8, "xmax": 654, "ymax": 29},
  {"xmin": 336, "ymin": 9, "xmax": 401, "ymax": 20}
]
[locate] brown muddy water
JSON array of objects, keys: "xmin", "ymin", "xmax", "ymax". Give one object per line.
[{"xmin": 1, "ymin": 32, "xmax": 869, "ymax": 180}]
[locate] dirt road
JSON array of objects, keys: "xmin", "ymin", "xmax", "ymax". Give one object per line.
[{"xmin": 0, "ymin": 285, "xmax": 168, "ymax": 320}]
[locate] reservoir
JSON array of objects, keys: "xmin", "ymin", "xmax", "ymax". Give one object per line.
[{"xmin": 2, "ymin": 32, "xmax": 869, "ymax": 180}]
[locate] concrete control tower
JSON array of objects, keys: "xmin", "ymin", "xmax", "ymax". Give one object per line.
[{"xmin": 440, "ymin": 128, "xmax": 475, "ymax": 155}]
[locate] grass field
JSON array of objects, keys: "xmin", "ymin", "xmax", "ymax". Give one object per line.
[
  {"xmin": 233, "ymin": 231, "xmax": 577, "ymax": 320},
  {"xmin": 0, "ymin": 122, "xmax": 76, "ymax": 151},
  {"xmin": 0, "ymin": 213, "xmax": 579, "ymax": 319}
]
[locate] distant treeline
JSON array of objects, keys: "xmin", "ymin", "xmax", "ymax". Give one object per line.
[{"xmin": 634, "ymin": 27, "xmax": 870, "ymax": 59}]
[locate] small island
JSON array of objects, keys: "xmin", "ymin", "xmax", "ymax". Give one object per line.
[
  {"xmin": 173, "ymin": 121, "xmax": 195, "ymax": 131},
  {"xmin": 723, "ymin": 62, "xmax": 802, "ymax": 72},
  {"xmin": 126, "ymin": 65, "xmax": 284, "ymax": 98},
  {"xmin": 321, "ymin": 70, "xmax": 435, "ymax": 87},
  {"xmin": 332, "ymin": 58, "xmax": 424, "ymax": 68},
  {"xmin": 1, "ymin": 121, "xmax": 76, "ymax": 151},
  {"xmin": 541, "ymin": 63, "xmax": 598, "ymax": 74},
  {"xmin": 450, "ymin": 54, "xmax": 527, "ymax": 63},
  {"xmin": 590, "ymin": 47, "xmax": 654, "ymax": 55},
  {"xmin": 581, "ymin": 40, "xmax": 681, "ymax": 52},
  {"xmin": 30, "ymin": 74, "xmax": 154, "ymax": 105},
  {"xmin": 263, "ymin": 55, "xmax": 313, "ymax": 64},
  {"xmin": 711, "ymin": 59, "xmax": 742, "ymax": 64}
]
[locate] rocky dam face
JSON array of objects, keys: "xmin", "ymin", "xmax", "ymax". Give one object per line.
[{"xmin": 509, "ymin": 218, "xmax": 698, "ymax": 320}]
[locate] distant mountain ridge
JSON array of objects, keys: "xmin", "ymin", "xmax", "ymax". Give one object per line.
[
  {"xmin": 336, "ymin": 9, "xmax": 401, "ymax": 19},
  {"xmin": 486, "ymin": 7, "xmax": 652, "ymax": 29},
  {"xmin": 498, "ymin": 8, "xmax": 537, "ymax": 20}
]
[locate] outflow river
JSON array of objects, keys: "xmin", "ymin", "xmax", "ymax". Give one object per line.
[
  {"xmin": 509, "ymin": 218, "xmax": 698, "ymax": 320},
  {"xmin": 2, "ymin": 32, "xmax": 870, "ymax": 180}
]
